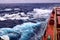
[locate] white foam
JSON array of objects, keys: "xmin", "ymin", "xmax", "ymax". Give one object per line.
[
  {"xmin": 14, "ymin": 8, "xmax": 20, "ymax": 10},
  {"xmin": 30, "ymin": 8, "xmax": 52, "ymax": 19},
  {"xmin": 4, "ymin": 8, "xmax": 12, "ymax": 11},
  {"xmin": 33, "ymin": 8, "xmax": 52, "ymax": 14},
  {"xmin": 0, "ymin": 8, "xmax": 52, "ymax": 21},
  {"xmin": 1, "ymin": 35, "xmax": 10, "ymax": 40}
]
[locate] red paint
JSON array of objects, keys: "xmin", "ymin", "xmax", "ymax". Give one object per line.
[
  {"xmin": 42, "ymin": 7, "xmax": 60, "ymax": 40},
  {"xmin": 42, "ymin": 11, "xmax": 54, "ymax": 40},
  {"xmin": 57, "ymin": 16, "xmax": 60, "ymax": 25}
]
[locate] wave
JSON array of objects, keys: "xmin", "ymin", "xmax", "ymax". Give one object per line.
[
  {"xmin": 0, "ymin": 8, "xmax": 52, "ymax": 21},
  {"xmin": 0, "ymin": 8, "xmax": 52, "ymax": 40}
]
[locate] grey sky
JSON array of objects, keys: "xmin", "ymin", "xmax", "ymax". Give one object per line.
[{"xmin": 0, "ymin": 0, "xmax": 60, "ymax": 3}]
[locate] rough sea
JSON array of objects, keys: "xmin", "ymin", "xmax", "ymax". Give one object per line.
[
  {"xmin": 0, "ymin": 3, "xmax": 60, "ymax": 40},
  {"xmin": 0, "ymin": 3, "xmax": 60, "ymax": 27}
]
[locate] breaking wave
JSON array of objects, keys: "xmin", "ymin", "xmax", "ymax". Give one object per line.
[
  {"xmin": 0, "ymin": 8, "xmax": 52, "ymax": 40},
  {"xmin": 0, "ymin": 8, "xmax": 52, "ymax": 21}
]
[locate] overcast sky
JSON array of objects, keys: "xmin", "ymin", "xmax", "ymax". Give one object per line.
[{"xmin": 0, "ymin": 0, "xmax": 60, "ymax": 3}]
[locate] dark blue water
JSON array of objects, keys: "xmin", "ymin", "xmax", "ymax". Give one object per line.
[
  {"xmin": 0, "ymin": 3, "xmax": 60, "ymax": 9},
  {"xmin": 0, "ymin": 3, "xmax": 60, "ymax": 27},
  {"xmin": 0, "ymin": 3, "xmax": 59, "ymax": 40},
  {"xmin": 0, "ymin": 3, "xmax": 60, "ymax": 13}
]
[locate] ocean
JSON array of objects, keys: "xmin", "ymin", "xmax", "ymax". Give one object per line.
[
  {"xmin": 0, "ymin": 3, "xmax": 59, "ymax": 40},
  {"xmin": 0, "ymin": 3, "xmax": 60, "ymax": 27}
]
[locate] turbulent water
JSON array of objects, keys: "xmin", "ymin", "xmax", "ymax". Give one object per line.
[
  {"xmin": 0, "ymin": 3, "xmax": 59, "ymax": 40},
  {"xmin": 0, "ymin": 8, "xmax": 51, "ymax": 27},
  {"xmin": 0, "ymin": 9, "xmax": 51, "ymax": 20}
]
